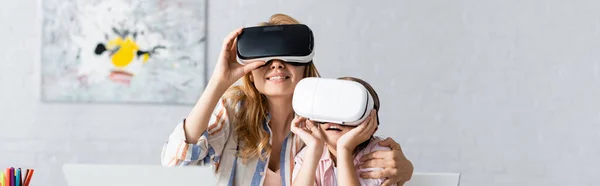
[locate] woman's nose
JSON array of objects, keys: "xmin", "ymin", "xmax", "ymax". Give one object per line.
[{"xmin": 270, "ymin": 60, "xmax": 285, "ymax": 69}]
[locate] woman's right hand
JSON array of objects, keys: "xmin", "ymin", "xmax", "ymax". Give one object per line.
[
  {"xmin": 211, "ymin": 28, "xmax": 267, "ymax": 87},
  {"xmin": 291, "ymin": 116, "xmax": 325, "ymax": 151}
]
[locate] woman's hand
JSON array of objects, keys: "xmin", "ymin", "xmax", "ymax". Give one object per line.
[
  {"xmin": 359, "ymin": 138, "xmax": 414, "ymax": 186},
  {"xmin": 290, "ymin": 116, "xmax": 325, "ymax": 152},
  {"xmin": 337, "ymin": 110, "xmax": 378, "ymax": 151},
  {"xmin": 210, "ymin": 28, "xmax": 266, "ymax": 88}
]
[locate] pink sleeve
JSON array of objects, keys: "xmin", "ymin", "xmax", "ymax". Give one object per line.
[
  {"xmin": 292, "ymin": 149, "xmax": 304, "ymax": 184},
  {"xmin": 356, "ymin": 138, "xmax": 397, "ymax": 186},
  {"xmin": 292, "ymin": 148, "xmax": 321, "ymax": 186}
]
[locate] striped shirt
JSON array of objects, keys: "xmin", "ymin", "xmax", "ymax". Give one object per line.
[
  {"xmin": 161, "ymin": 97, "xmax": 304, "ymax": 186},
  {"xmin": 292, "ymin": 136, "xmax": 396, "ymax": 186}
]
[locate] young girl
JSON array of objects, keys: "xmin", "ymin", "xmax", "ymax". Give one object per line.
[{"xmin": 291, "ymin": 77, "xmax": 396, "ymax": 186}]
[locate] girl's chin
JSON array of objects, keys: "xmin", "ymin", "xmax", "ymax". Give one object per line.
[{"xmin": 325, "ymin": 142, "xmax": 338, "ymax": 150}]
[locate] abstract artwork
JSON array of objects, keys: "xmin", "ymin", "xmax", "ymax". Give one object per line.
[{"xmin": 41, "ymin": 0, "xmax": 207, "ymax": 104}]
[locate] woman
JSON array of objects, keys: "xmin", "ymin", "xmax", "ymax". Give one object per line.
[{"xmin": 161, "ymin": 13, "xmax": 413, "ymax": 186}]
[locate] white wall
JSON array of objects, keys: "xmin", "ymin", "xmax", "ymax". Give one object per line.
[{"xmin": 1, "ymin": 0, "xmax": 599, "ymax": 185}]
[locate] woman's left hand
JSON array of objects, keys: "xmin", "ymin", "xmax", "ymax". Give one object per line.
[{"xmin": 359, "ymin": 137, "xmax": 414, "ymax": 186}]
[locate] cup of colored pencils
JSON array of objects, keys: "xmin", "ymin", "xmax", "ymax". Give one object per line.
[{"xmin": 1, "ymin": 167, "xmax": 34, "ymax": 186}]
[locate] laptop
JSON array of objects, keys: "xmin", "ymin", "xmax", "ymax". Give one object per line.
[
  {"xmin": 62, "ymin": 164, "xmax": 218, "ymax": 186},
  {"xmin": 404, "ymin": 172, "xmax": 461, "ymax": 186}
]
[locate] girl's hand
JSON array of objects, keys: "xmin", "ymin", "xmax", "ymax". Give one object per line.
[
  {"xmin": 210, "ymin": 28, "xmax": 266, "ymax": 88},
  {"xmin": 291, "ymin": 116, "xmax": 325, "ymax": 151},
  {"xmin": 337, "ymin": 110, "xmax": 378, "ymax": 151}
]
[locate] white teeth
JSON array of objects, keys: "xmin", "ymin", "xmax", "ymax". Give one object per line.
[
  {"xmin": 328, "ymin": 126, "xmax": 339, "ymax": 129},
  {"xmin": 269, "ymin": 76, "xmax": 286, "ymax": 80}
]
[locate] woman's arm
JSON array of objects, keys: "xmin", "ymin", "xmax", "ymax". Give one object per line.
[
  {"xmin": 184, "ymin": 28, "xmax": 265, "ymax": 144},
  {"xmin": 359, "ymin": 138, "xmax": 414, "ymax": 186},
  {"xmin": 161, "ymin": 98, "xmax": 233, "ymax": 166},
  {"xmin": 356, "ymin": 138, "xmax": 397, "ymax": 186},
  {"xmin": 183, "ymin": 79, "xmax": 230, "ymax": 144},
  {"xmin": 161, "ymin": 28, "xmax": 265, "ymax": 167}
]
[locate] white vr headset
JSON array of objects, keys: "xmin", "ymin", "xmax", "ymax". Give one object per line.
[{"xmin": 292, "ymin": 77, "xmax": 375, "ymax": 126}]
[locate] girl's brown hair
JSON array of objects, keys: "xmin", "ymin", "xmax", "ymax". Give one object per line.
[{"xmin": 224, "ymin": 13, "xmax": 321, "ymax": 162}]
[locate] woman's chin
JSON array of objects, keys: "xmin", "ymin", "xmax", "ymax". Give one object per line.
[{"xmin": 262, "ymin": 90, "xmax": 294, "ymax": 98}]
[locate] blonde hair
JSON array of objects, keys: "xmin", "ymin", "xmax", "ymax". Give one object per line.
[{"xmin": 224, "ymin": 13, "xmax": 321, "ymax": 162}]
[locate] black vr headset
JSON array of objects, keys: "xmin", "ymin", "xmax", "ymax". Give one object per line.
[{"xmin": 236, "ymin": 24, "xmax": 315, "ymax": 66}]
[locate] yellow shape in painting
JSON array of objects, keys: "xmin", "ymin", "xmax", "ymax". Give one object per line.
[
  {"xmin": 142, "ymin": 53, "xmax": 150, "ymax": 63},
  {"xmin": 108, "ymin": 37, "xmax": 140, "ymax": 68}
]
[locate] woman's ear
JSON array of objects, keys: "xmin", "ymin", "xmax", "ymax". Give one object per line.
[{"xmin": 249, "ymin": 74, "xmax": 254, "ymax": 82}]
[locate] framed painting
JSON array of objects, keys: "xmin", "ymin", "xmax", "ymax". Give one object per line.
[{"xmin": 41, "ymin": 0, "xmax": 207, "ymax": 104}]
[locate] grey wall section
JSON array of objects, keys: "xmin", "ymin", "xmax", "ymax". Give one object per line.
[{"xmin": 1, "ymin": 0, "xmax": 599, "ymax": 185}]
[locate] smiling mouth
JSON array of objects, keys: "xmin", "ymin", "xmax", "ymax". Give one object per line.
[
  {"xmin": 326, "ymin": 126, "xmax": 342, "ymax": 131},
  {"xmin": 266, "ymin": 75, "xmax": 290, "ymax": 80}
]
